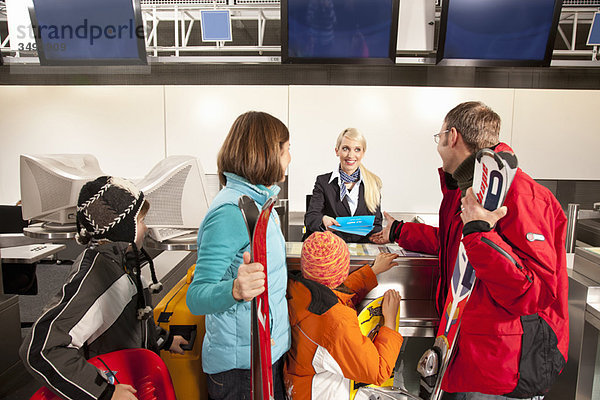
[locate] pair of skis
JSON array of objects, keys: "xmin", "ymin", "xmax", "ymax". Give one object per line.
[
  {"xmin": 238, "ymin": 195, "xmax": 277, "ymax": 400},
  {"xmin": 417, "ymin": 149, "xmax": 518, "ymax": 400}
]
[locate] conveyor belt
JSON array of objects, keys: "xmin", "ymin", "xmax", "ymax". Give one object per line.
[{"xmin": 578, "ymin": 219, "xmax": 600, "ymax": 247}]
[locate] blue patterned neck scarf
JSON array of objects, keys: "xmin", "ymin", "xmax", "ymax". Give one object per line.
[{"xmin": 339, "ymin": 167, "xmax": 360, "ymax": 201}]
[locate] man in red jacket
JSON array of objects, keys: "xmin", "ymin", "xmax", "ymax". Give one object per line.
[{"xmin": 372, "ymin": 101, "xmax": 568, "ymax": 400}]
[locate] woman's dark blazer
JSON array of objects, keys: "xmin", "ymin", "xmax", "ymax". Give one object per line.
[{"xmin": 303, "ymin": 172, "xmax": 382, "ymax": 243}]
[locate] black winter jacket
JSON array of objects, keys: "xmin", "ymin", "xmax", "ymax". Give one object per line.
[{"xmin": 20, "ymin": 242, "xmax": 172, "ymax": 400}]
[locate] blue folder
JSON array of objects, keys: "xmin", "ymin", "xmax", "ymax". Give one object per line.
[{"xmin": 329, "ymin": 215, "xmax": 375, "ymax": 236}]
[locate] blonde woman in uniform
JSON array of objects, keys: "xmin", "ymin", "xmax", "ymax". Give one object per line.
[{"xmin": 304, "ymin": 128, "xmax": 383, "ymax": 243}]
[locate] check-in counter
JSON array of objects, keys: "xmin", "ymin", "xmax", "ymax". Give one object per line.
[
  {"xmin": 0, "ymin": 249, "xmax": 25, "ymax": 390},
  {"xmin": 286, "ymin": 242, "xmax": 439, "ymax": 337},
  {"xmin": 142, "ymin": 238, "xmax": 441, "ymax": 338},
  {"xmin": 554, "ymin": 247, "xmax": 600, "ymax": 400}
]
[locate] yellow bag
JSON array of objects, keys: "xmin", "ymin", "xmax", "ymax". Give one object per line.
[
  {"xmin": 349, "ymin": 296, "xmax": 400, "ymax": 400},
  {"xmin": 154, "ymin": 265, "xmax": 207, "ymax": 400}
]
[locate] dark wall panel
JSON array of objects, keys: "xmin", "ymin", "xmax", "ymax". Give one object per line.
[
  {"xmin": 536, "ymin": 179, "xmax": 600, "ymax": 211},
  {"xmin": 2, "ymin": 63, "xmax": 600, "ymax": 89}
]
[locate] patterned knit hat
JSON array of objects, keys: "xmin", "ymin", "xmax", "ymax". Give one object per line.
[
  {"xmin": 76, "ymin": 176, "xmax": 145, "ymax": 244},
  {"xmin": 301, "ymin": 231, "xmax": 350, "ymax": 289}
]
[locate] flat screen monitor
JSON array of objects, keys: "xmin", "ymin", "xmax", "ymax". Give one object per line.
[
  {"xmin": 28, "ymin": 0, "xmax": 147, "ymax": 66},
  {"xmin": 437, "ymin": 0, "xmax": 563, "ymax": 67},
  {"xmin": 282, "ymin": 0, "xmax": 400, "ymax": 64}
]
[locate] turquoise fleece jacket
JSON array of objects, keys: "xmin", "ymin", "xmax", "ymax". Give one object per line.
[{"xmin": 186, "ymin": 172, "xmax": 291, "ymax": 374}]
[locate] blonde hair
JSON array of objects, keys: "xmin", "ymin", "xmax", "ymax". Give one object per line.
[{"xmin": 335, "ymin": 128, "xmax": 382, "ymax": 213}]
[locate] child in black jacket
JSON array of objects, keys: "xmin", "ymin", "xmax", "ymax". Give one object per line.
[{"xmin": 20, "ymin": 176, "xmax": 187, "ymax": 400}]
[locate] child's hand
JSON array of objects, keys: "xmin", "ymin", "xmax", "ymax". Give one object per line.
[
  {"xmin": 381, "ymin": 289, "xmax": 401, "ymax": 330},
  {"xmin": 371, "ymin": 252, "xmax": 398, "ymax": 275},
  {"xmin": 232, "ymin": 252, "xmax": 266, "ymax": 302},
  {"xmin": 169, "ymin": 335, "xmax": 189, "ymax": 355},
  {"xmin": 112, "ymin": 384, "xmax": 137, "ymax": 399}
]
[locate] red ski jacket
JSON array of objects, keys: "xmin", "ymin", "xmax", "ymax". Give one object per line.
[{"xmin": 395, "ymin": 143, "xmax": 568, "ymax": 396}]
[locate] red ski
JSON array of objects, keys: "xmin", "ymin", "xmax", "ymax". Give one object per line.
[
  {"xmin": 238, "ymin": 195, "xmax": 277, "ymax": 400},
  {"xmin": 417, "ymin": 149, "xmax": 518, "ymax": 400}
]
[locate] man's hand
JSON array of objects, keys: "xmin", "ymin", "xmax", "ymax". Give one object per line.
[
  {"xmin": 381, "ymin": 289, "xmax": 401, "ymax": 330},
  {"xmin": 169, "ymin": 335, "xmax": 189, "ymax": 355},
  {"xmin": 370, "ymin": 212, "xmax": 396, "ymax": 244},
  {"xmin": 111, "ymin": 384, "xmax": 137, "ymax": 400},
  {"xmin": 460, "ymin": 187, "xmax": 508, "ymax": 228},
  {"xmin": 371, "ymin": 252, "xmax": 398, "ymax": 275},
  {"xmin": 232, "ymin": 252, "xmax": 266, "ymax": 302},
  {"xmin": 322, "ymin": 215, "xmax": 340, "ymax": 230}
]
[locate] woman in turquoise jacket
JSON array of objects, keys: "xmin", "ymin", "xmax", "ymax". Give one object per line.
[{"xmin": 186, "ymin": 111, "xmax": 291, "ymax": 400}]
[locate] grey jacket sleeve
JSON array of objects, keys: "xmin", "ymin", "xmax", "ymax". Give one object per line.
[{"xmin": 19, "ymin": 250, "xmax": 112, "ymax": 400}]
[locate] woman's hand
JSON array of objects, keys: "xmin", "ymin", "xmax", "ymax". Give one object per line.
[
  {"xmin": 169, "ymin": 335, "xmax": 189, "ymax": 355},
  {"xmin": 322, "ymin": 215, "xmax": 340, "ymax": 230},
  {"xmin": 111, "ymin": 384, "xmax": 137, "ymax": 400},
  {"xmin": 370, "ymin": 212, "xmax": 396, "ymax": 244},
  {"xmin": 370, "ymin": 252, "xmax": 398, "ymax": 275},
  {"xmin": 381, "ymin": 289, "xmax": 401, "ymax": 330},
  {"xmin": 232, "ymin": 252, "xmax": 266, "ymax": 302}
]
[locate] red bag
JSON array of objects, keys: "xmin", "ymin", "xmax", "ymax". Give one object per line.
[{"xmin": 30, "ymin": 348, "xmax": 176, "ymax": 400}]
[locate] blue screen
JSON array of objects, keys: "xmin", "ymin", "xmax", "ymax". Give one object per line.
[
  {"xmin": 588, "ymin": 12, "xmax": 600, "ymax": 46},
  {"xmin": 443, "ymin": 0, "xmax": 557, "ymax": 61},
  {"xmin": 287, "ymin": 0, "xmax": 394, "ymax": 59},
  {"xmin": 31, "ymin": 0, "xmax": 145, "ymax": 63},
  {"xmin": 201, "ymin": 10, "xmax": 232, "ymax": 42}
]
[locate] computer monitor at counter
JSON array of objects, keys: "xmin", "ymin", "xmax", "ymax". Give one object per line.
[
  {"xmin": 20, "ymin": 154, "xmax": 105, "ymax": 226},
  {"xmin": 20, "ymin": 154, "xmax": 210, "ymax": 239}
]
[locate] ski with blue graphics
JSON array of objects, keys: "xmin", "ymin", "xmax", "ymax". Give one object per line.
[
  {"xmin": 239, "ymin": 195, "xmax": 277, "ymax": 400},
  {"xmin": 417, "ymin": 149, "xmax": 518, "ymax": 400}
]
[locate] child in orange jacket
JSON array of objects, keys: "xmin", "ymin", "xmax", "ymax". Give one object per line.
[{"xmin": 284, "ymin": 231, "xmax": 403, "ymax": 400}]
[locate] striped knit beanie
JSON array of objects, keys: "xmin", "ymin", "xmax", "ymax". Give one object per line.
[
  {"xmin": 301, "ymin": 231, "xmax": 350, "ymax": 289},
  {"xmin": 76, "ymin": 176, "xmax": 145, "ymax": 245}
]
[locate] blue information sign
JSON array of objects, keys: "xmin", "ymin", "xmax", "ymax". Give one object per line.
[
  {"xmin": 200, "ymin": 10, "xmax": 232, "ymax": 42},
  {"xmin": 588, "ymin": 12, "xmax": 600, "ymax": 46}
]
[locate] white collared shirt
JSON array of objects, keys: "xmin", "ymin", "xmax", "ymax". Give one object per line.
[{"xmin": 329, "ymin": 167, "xmax": 362, "ymax": 216}]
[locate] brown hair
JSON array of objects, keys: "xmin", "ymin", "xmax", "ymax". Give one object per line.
[
  {"xmin": 138, "ymin": 200, "xmax": 150, "ymax": 219},
  {"xmin": 444, "ymin": 101, "xmax": 501, "ymax": 152},
  {"xmin": 217, "ymin": 111, "xmax": 289, "ymax": 186}
]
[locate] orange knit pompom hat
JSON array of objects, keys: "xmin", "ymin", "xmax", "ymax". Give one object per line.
[{"xmin": 301, "ymin": 231, "xmax": 350, "ymax": 289}]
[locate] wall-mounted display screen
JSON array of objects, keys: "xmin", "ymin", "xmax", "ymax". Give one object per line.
[
  {"xmin": 437, "ymin": 0, "xmax": 563, "ymax": 67},
  {"xmin": 282, "ymin": 0, "xmax": 400, "ymax": 64},
  {"xmin": 28, "ymin": 0, "xmax": 147, "ymax": 66}
]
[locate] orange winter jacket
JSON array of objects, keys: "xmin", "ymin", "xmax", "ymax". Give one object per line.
[{"xmin": 284, "ymin": 265, "xmax": 403, "ymax": 400}]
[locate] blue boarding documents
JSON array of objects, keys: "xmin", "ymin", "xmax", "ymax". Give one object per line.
[{"xmin": 329, "ymin": 215, "xmax": 375, "ymax": 236}]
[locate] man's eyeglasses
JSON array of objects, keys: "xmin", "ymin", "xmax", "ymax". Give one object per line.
[{"xmin": 434, "ymin": 129, "xmax": 450, "ymax": 144}]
